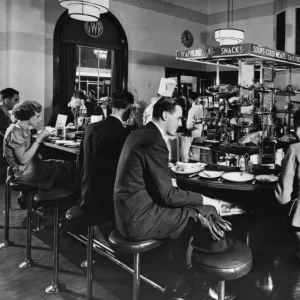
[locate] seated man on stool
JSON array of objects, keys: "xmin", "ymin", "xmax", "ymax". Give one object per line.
[
  {"xmin": 114, "ymin": 97, "xmax": 234, "ymax": 300},
  {"xmin": 77, "ymin": 90, "xmax": 134, "ymax": 242}
]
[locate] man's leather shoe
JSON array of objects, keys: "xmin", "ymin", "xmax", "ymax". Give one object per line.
[
  {"xmin": 208, "ymin": 286, "xmax": 235, "ymax": 300},
  {"xmin": 164, "ymin": 278, "xmax": 192, "ymax": 300}
]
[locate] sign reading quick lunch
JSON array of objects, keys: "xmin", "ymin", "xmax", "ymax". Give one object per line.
[
  {"xmin": 84, "ymin": 21, "xmax": 103, "ymax": 38},
  {"xmin": 176, "ymin": 48, "xmax": 206, "ymax": 59}
]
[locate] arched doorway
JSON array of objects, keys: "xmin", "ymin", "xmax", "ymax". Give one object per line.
[{"xmin": 52, "ymin": 10, "xmax": 128, "ymax": 122}]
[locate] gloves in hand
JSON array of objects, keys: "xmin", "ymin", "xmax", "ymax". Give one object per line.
[{"xmin": 195, "ymin": 205, "xmax": 232, "ymax": 241}]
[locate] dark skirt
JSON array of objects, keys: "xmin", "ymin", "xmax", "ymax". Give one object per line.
[{"xmin": 15, "ymin": 159, "xmax": 78, "ymax": 190}]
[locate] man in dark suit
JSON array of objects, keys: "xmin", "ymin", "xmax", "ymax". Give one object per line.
[
  {"xmin": 114, "ymin": 97, "xmax": 232, "ymax": 299},
  {"xmin": 78, "ymin": 90, "xmax": 134, "ymax": 224}
]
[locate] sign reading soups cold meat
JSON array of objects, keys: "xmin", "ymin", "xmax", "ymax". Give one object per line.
[{"xmin": 213, "ymin": 43, "xmax": 300, "ymax": 65}]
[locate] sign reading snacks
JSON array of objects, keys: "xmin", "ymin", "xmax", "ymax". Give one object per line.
[
  {"xmin": 176, "ymin": 43, "xmax": 300, "ymax": 67},
  {"xmin": 176, "ymin": 48, "xmax": 206, "ymax": 59}
]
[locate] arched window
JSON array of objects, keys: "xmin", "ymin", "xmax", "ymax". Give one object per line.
[{"xmin": 52, "ymin": 11, "xmax": 128, "ymax": 122}]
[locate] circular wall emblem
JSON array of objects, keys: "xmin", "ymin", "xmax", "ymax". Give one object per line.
[
  {"xmin": 205, "ymin": 45, "xmax": 215, "ymax": 58},
  {"xmin": 84, "ymin": 21, "xmax": 103, "ymax": 38}
]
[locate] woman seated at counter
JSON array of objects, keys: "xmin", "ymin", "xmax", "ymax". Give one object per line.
[
  {"xmin": 276, "ymin": 109, "xmax": 300, "ymax": 258},
  {"xmin": 3, "ymin": 101, "xmax": 77, "ymax": 190}
]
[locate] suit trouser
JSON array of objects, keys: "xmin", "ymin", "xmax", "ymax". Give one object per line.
[{"xmin": 167, "ymin": 218, "xmax": 206, "ymax": 278}]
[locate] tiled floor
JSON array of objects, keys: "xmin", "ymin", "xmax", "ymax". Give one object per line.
[{"xmin": 0, "ymin": 180, "xmax": 300, "ymax": 299}]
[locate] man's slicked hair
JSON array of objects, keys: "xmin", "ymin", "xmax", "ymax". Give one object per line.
[
  {"xmin": 152, "ymin": 97, "xmax": 179, "ymax": 120},
  {"xmin": 111, "ymin": 90, "xmax": 134, "ymax": 109},
  {"xmin": 1, "ymin": 88, "xmax": 19, "ymax": 100}
]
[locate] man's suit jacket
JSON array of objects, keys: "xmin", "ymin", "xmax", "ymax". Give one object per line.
[
  {"xmin": 114, "ymin": 122, "xmax": 204, "ymax": 240},
  {"xmin": 78, "ymin": 116, "xmax": 131, "ymax": 218}
]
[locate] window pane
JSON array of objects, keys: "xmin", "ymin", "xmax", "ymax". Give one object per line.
[
  {"xmin": 296, "ymin": 8, "xmax": 300, "ymax": 55},
  {"xmin": 276, "ymin": 11, "xmax": 285, "ymax": 51},
  {"xmin": 75, "ymin": 45, "xmax": 112, "ymax": 101}
]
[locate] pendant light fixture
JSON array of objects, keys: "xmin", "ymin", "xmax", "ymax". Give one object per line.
[
  {"xmin": 215, "ymin": 0, "xmax": 244, "ymax": 46},
  {"xmin": 59, "ymin": 0, "xmax": 109, "ymax": 22}
]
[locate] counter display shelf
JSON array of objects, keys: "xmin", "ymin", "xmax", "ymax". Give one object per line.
[{"xmin": 174, "ymin": 163, "xmax": 277, "ymax": 211}]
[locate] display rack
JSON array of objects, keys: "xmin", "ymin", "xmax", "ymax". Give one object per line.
[
  {"xmin": 176, "ymin": 43, "xmax": 300, "ymax": 129},
  {"xmin": 175, "ymin": 43, "xmax": 300, "ymax": 165}
]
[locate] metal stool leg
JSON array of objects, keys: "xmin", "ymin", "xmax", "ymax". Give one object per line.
[
  {"xmin": 133, "ymin": 252, "xmax": 140, "ymax": 300},
  {"xmin": 46, "ymin": 206, "xmax": 59, "ymax": 293},
  {"xmin": 0, "ymin": 182, "xmax": 15, "ymax": 248},
  {"xmin": 218, "ymin": 280, "xmax": 225, "ymax": 300},
  {"xmin": 87, "ymin": 225, "xmax": 94, "ymax": 300},
  {"xmin": 19, "ymin": 191, "xmax": 37, "ymax": 268},
  {"xmin": 32, "ymin": 210, "xmax": 45, "ymax": 232}
]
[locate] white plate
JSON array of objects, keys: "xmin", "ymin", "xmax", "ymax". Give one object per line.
[
  {"xmin": 199, "ymin": 170, "xmax": 224, "ymax": 179},
  {"xmin": 222, "ymin": 172, "xmax": 255, "ymax": 182},
  {"xmin": 203, "ymin": 140, "xmax": 220, "ymax": 144},
  {"xmin": 255, "ymin": 174, "xmax": 278, "ymax": 183},
  {"xmin": 171, "ymin": 163, "xmax": 206, "ymax": 175},
  {"xmin": 65, "ymin": 143, "xmax": 80, "ymax": 148},
  {"xmin": 55, "ymin": 140, "xmax": 69, "ymax": 144}
]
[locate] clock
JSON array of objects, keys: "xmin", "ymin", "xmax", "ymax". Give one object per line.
[{"xmin": 181, "ymin": 30, "xmax": 194, "ymax": 48}]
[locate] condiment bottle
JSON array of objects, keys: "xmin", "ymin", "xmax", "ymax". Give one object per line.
[
  {"xmin": 239, "ymin": 156, "xmax": 246, "ymax": 172},
  {"xmin": 247, "ymin": 160, "xmax": 253, "ymax": 173}
]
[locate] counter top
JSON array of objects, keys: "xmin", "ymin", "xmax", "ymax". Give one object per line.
[
  {"xmin": 176, "ymin": 174, "xmax": 276, "ymax": 192},
  {"xmin": 42, "ymin": 141, "xmax": 79, "ymax": 155}
]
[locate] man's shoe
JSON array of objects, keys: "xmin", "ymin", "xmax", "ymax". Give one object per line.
[
  {"xmin": 164, "ymin": 278, "xmax": 192, "ymax": 300},
  {"xmin": 17, "ymin": 193, "xmax": 27, "ymax": 210},
  {"xmin": 208, "ymin": 286, "xmax": 235, "ymax": 300}
]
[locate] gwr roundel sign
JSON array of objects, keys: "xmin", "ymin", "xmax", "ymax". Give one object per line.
[{"xmin": 84, "ymin": 21, "xmax": 103, "ymax": 38}]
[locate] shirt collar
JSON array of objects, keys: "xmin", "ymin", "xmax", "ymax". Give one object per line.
[
  {"xmin": 110, "ymin": 114, "xmax": 124, "ymax": 125},
  {"xmin": 151, "ymin": 121, "xmax": 166, "ymax": 139}
]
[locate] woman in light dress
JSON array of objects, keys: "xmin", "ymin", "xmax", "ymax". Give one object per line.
[{"xmin": 4, "ymin": 101, "xmax": 78, "ymax": 189}]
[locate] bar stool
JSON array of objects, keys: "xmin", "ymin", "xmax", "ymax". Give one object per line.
[
  {"xmin": 191, "ymin": 240, "xmax": 253, "ymax": 300},
  {"xmin": 109, "ymin": 229, "xmax": 163, "ymax": 300},
  {"xmin": 66, "ymin": 205, "xmax": 101, "ymax": 300},
  {"xmin": 0, "ymin": 174, "xmax": 40, "ymax": 267},
  {"xmin": 34, "ymin": 188, "xmax": 76, "ymax": 293}
]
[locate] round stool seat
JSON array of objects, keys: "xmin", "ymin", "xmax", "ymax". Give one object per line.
[
  {"xmin": 9, "ymin": 179, "xmax": 36, "ymax": 192},
  {"xmin": 109, "ymin": 229, "xmax": 163, "ymax": 254},
  {"xmin": 192, "ymin": 240, "xmax": 253, "ymax": 281},
  {"xmin": 66, "ymin": 205, "xmax": 100, "ymax": 227},
  {"xmin": 34, "ymin": 188, "xmax": 76, "ymax": 208}
]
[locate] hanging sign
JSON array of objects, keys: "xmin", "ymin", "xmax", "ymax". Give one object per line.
[
  {"xmin": 250, "ymin": 44, "xmax": 300, "ymax": 64},
  {"xmin": 213, "ymin": 43, "xmax": 300, "ymax": 65},
  {"xmin": 213, "ymin": 44, "xmax": 252, "ymax": 56},
  {"xmin": 176, "ymin": 48, "xmax": 206, "ymax": 59}
]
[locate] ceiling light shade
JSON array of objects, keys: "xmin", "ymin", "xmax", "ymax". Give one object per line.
[
  {"xmin": 59, "ymin": 0, "xmax": 109, "ymax": 22},
  {"xmin": 215, "ymin": 28, "xmax": 244, "ymax": 46}
]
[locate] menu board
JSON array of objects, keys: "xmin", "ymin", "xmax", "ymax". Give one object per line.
[{"xmin": 263, "ymin": 68, "xmax": 274, "ymax": 82}]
